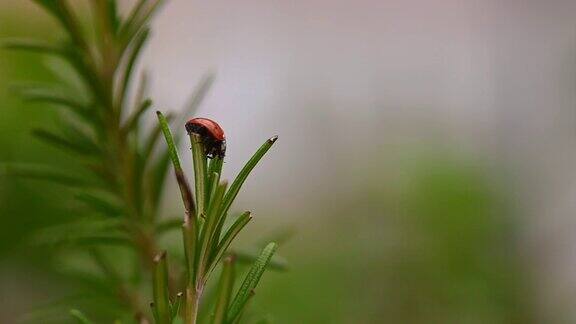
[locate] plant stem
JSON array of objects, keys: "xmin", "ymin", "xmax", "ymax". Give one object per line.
[{"xmin": 185, "ymin": 286, "xmax": 202, "ymax": 324}]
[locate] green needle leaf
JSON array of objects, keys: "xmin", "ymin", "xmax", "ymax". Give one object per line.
[
  {"xmin": 75, "ymin": 191, "xmax": 123, "ymax": 217},
  {"xmin": 211, "ymin": 255, "xmax": 236, "ymax": 324},
  {"xmin": 116, "ymin": 28, "xmax": 150, "ymax": 110},
  {"xmin": 2, "ymin": 38, "xmax": 63, "ymax": 55},
  {"xmin": 15, "ymin": 85, "xmax": 94, "ymax": 122},
  {"xmin": 227, "ymin": 243, "xmax": 278, "ymax": 323},
  {"xmin": 143, "ymin": 112, "xmax": 174, "ymax": 162},
  {"xmin": 157, "ymin": 111, "xmax": 195, "ymax": 216},
  {"xmin": 119, "ymin": 0, "xmax": 164, "ymax": 51},
  {"xmin": 119, "ymin": 0, "xmax": 147, "ymax": 37},
  {"xmin": 212, "ymin": 136, "xmax": 278, "ymax": 246},
  {"xmin": 32, "ymin": 0, "xmax": 88, "ymax": 51},
  {"xmin": 31, "ymin": 1, "xmax": 66, "ymax": 26},
  {"xmin": 190, "ymin": 133, "xmax": 208, "ymax": 217},
  {"xmin": 230, "ymin": 291, "xmax": 254, "ymax": 324},
  {"xmin": 173, "ymin": 73, "xmax": 215, "ymax": 135},
  {"xmin": 0, "ymin": 163, "xmax": 90, "ymax": 187},
  {"xmin": 199, "ymin": 181, "xmax": 228, "ymax": 279},
  {"xmin": 153, "ymin": 251, "xmax": 171, "ymax": 324},
  {"xmin": 233, "ymin": 249, "xmax": 289, "ymax": 272},
  {"xmin": 123, "ymin": 98, "xmax": 152, "ymax": 133},
  {"xmin": 171, "ymin": 292, "xmax": 184, "ymax": 321},
  {"xmin": 207, "ymin": 172, "xmax": 220, "ymax": 211},
  {"xmin": 151, "ymin": 302, "xmax": 160, "ymax": 324},
  {"xmin": 30, "ymin": 218, "xmax": 129, "ymax": 248},
  {"xmin": 133, "ymin": 71, "xmax": 150, "ymax": 115},
  {"xmin": 70, "ymin": 309, "xmax": 93, "ymax": 324},
  {"xmin": 221, "ymin": 136, "xmax": 278, "ymax": 215},
  {"xmin": 155, "ymin": 218, "xmax": 183, "ymax": 235},
  {"xmin": 207, "ymin": 211, "xmax": 252, "ymax": 277},
  {"xmin": 107, "ymin": 0, "xmax": 120, "ymax": 33},
  {"xmin": 33, "ymin": 128, "xmax": 99, "ymax": 156},
  {"xmin": 206, "ymin": 157, "xmax": 223, "ymax": 203},
  {"xmin": 157, "ymin": 111, "xmax": 182, "ymax": 171}
]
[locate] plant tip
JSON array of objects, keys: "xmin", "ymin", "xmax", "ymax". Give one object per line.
[
  {"xmin": 269, "ymin": 135, "xmax": 278, "ymax": 143},
  {"xmin": 153, "ymin": 250, "xmax": 167, "ymax": 263},
  {"xmin": 224, "ymin": 254, "xmax": 237, "ymax": 263}
]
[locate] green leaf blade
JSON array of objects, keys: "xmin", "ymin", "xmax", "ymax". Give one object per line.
[
  {"xmin": 70, "ymin": 309, "xmax": 93, "ymax": 324},
  {"xmin": 32, "ymin": 128, "xmax": 99, "ymax": 157},
  {"xmin": 233, "ymin": 249, "xmax": 289, "ymax": 272},
  {"xmin": 157, "ymin": 111, "xmax": 182, "ymax": 172},
  {"xmin": 157, "ymin": 111, "xmax": 195, "ymax": 215},
  {"xmin": 190, "ymin": 133, "xmax": 208, "ymax": 218},
  {"xmin": 153, "ymin": 251, "xmax": 171, "ymax": 324},
  {"xmin": 2, "ymin": 38, "xmax": 63, "ymax": 55},
  {"xmin": 199, "ymin": 180, "xmax": 228, "ymax": 280},
  {"xmin": 207, "ymin": 159, "xmax": 223, "ymax": 203},
  {"xmin": 226, "ymin": 242, "xmax": 278, "ymax": 323},
  {"xmin": 207, "ymin": 212, "xmax": 252, "ymax": 277},
  {"xmin": 1, "ymin": 163, "xmax": 90, "ymax": 187},
  {"xmin": 171, "ymin": 292, "xmax": 184, "ymax": 321},
  {"xmin": 116, "ymin": 28, "xmax": 150, "ymax": 110},
  {"xmin": 221, "ymin": 136, "xmax": 277, "ymax": 219},
  {"xmin": 213, "ymin": 136, "xmax": 278, "ymax": 246},
  {"xmin": 123, "ymin": 98, "xmax": 152, "ymax": 133},
  {"xmin": 211, "ymin": 255, "xmax": 236, "ymax": 324},
  {"xmin": 119, "ymin": 0, "xmax": 164, "ymax": 51}
]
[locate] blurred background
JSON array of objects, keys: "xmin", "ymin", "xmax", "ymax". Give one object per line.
[{"xmin": 1, "ymin": 0, "xmax": 575, "ymax": 323}]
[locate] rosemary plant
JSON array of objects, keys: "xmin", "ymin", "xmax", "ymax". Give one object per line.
[
  {"xmin": 3, "ymin": 1, "xmax": 282, "ymax": 323},
  {"xmin": 155, "ymin": 112, "xmax": 279, "ymax": 324}
]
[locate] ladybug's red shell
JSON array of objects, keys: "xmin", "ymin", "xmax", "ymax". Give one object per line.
[
  {"xmin": 186, "ymin": 118, "xmax": 225, "ymax": 140},
  {"xmin": 185, "ymin": 118, "xmax": 227, "ymax": 159}
]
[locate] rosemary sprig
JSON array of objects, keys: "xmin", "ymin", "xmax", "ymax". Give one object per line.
[{"xmin": 158, "ymin": 113, "xmax": 280, "ymax": 323}]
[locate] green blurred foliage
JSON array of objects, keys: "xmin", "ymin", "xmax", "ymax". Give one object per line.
[
  {"xmin": 254, "ymin": 151, "xmax": 535, "ymax": 324},
  {"xmin": 0, "ymin": 5, "xmax": 91, "ymax": 322},
  {"xmin": 0, "ymin": 6, "xmax": 77, "ymax": 255}
]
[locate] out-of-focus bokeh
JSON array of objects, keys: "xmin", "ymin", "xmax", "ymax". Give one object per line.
[{"xmin": 1, "ymin": 0, "xmax": 575, "ymax": 323}]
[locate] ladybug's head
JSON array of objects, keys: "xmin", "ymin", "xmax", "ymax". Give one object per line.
[{"xmin": 185, "ymin": 118, "xmax": 226, "ymax": 159}]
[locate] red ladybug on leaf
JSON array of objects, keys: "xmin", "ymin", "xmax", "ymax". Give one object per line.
[{"xmin": 185, "ymin": 118, "xmax": 226, "ymax": 159}]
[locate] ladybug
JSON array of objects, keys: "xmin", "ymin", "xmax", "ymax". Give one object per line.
[{"xmin": 185, "ymin": 117, "xmax": 226, "ymax": 159}]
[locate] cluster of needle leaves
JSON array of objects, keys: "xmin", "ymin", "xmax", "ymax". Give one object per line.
[
  {"xmin": 155, "ymin": 113, "xmax": 279, "ymax": 324},
  {"xmin": 3, "ymin": 1, "xmax": 284, "ymax": 323}
]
